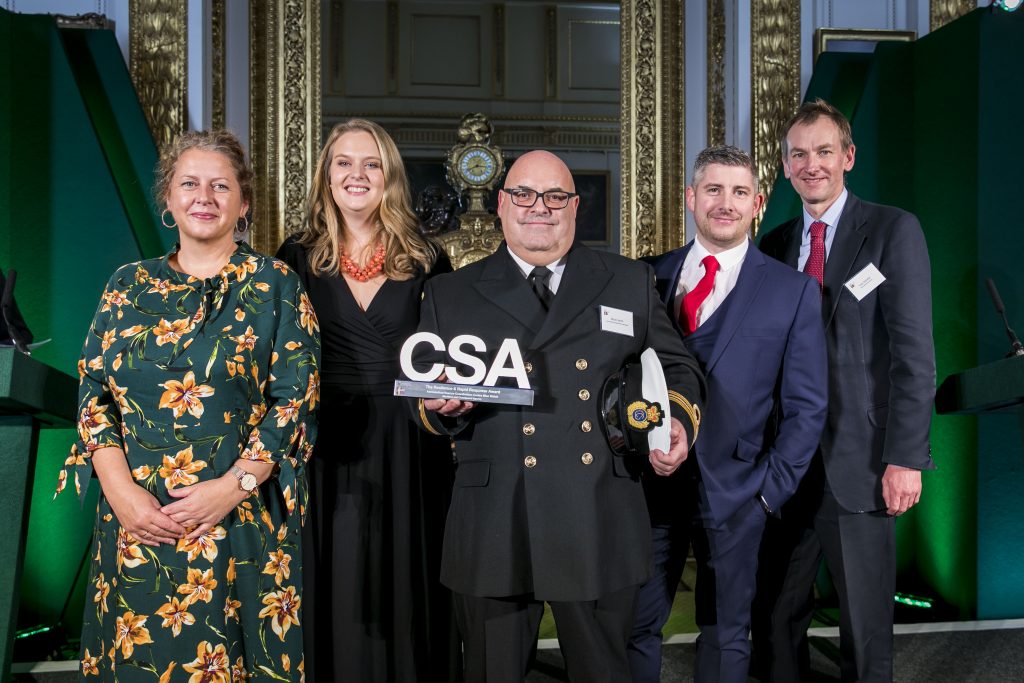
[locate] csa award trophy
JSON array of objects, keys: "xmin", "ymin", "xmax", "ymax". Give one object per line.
[{"xmin": 393, "ymin": 332, "xmax": 534, "ymax": 406}]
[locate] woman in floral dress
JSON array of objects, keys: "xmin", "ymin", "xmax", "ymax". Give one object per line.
[{"xmin": 56, "ymin": 130, "xmax": 320, "ymax": 682}]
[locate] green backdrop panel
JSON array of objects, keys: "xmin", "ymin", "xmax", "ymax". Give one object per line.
[
  {"xmin": 1, "ymin": 8, "xmax": 172, "ymax": 651},
  {"xmin": 973, "ymin": 6, "xmax": 1024, "ymax": 620},
  {"xmin": 757, "ymin": 7, "xmax": 1024, "ymax": 617}
]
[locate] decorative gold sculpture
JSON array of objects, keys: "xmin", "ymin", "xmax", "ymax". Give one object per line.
[
  {"xmin": 440, "ymin": 216, "xmax": 507, "ymax": 270},
  {"xmin": 440, "ymin": 114, "xmax": 506, "ymax": 268}
]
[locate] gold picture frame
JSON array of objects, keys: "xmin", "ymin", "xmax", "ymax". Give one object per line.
[{"xmin": 813, "ymin": 28, "xmax": 916, "ymax": 65}]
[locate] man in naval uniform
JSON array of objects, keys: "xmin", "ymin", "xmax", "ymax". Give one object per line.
[{"xmin": 412, "ymin": 150, "xmax": 706, "ymax": 682}]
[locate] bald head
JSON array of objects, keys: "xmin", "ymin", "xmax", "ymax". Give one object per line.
[
  {"xmin": 505, "ymin": 151, "xmax": 576, "ymax": 193},
  {"xmin": 499, "ymin": 149, "xmax": 580, "ymax": 266}
]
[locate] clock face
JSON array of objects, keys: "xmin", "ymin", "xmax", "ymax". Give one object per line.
[{"xmin": 458, "ymin": 147, "xmax": 498, "ymax": 186}]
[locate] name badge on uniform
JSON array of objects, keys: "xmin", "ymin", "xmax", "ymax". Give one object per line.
[
  {"xmin": 844, "ymin": 263, "xmax": 887, "ymax": 301},
  {"xmin": 600, "ymin": 305, "xmax": 634, "ymax": 337}
]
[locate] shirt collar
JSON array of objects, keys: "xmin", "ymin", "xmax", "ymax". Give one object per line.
[
  {"xmin": 691, "ymin": 234, "xmax": 749, "ymax": 271},
  {"xmin": 802, "ymin": 187, "xmax": 849, "ymax": 236},
  {"xmin": 506, "ymin": 245, "xmax": 567, "ymax": 279}
]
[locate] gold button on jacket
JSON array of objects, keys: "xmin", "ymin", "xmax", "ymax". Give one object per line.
[
  {"xmin": 522, "ymin": 423, "xmax": 536, "ymax": 435},
  {"xmin": 578, "ymin": 389, "xmax": 590, "ymax": 401},
  {"xmin": 581, "ymin": 452, "xmax": 594, "ymax": 465},
  {"xmin": 524, "ymin": 361, "xmax": 534, "ymax": 373},
  {"xmin": 575, "ymin": 358, "xmax": 588, "ymax": 371},
  {"xmin": 580, "ymin": 420, "xmax": 592, "ymax": 433},
  {"xmin": 524, "ymin": 455, "xmax": 537, "ymax": 468}
]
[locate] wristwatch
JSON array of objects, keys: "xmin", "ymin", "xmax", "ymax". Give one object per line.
[{"xmin": 229, "ymin": 464, "xmax": 259, "ymax": 493}]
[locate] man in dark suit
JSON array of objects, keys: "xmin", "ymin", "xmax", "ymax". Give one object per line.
[
  {"xmin": 753, "ymin": 99, "xmax": 936, "ymax": 683},
  {"xmin": 627, "ymin": 145, "xmax": 827, "ymax": 682},
  {"xmin": 412, "ymin": 150, "xmax": 706, "ymax": 682}
]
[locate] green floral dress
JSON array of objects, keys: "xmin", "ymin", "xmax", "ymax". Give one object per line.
[{"xmin": 55, "ymin": 242, "xmax": 320, "ymax": 682}]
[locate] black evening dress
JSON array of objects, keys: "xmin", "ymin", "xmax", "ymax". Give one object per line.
[{"xmin": 276, "ymin": 236, "xmax": 458, "ymax": 682}]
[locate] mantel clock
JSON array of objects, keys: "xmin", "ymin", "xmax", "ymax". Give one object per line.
[{"xmin": 441, "ymin": 113, "xmax": 506, "ymax": 267}]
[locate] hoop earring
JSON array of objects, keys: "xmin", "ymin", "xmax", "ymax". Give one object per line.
[
  {"xmin": 236, "ymin": 214, "xmax": 250, "ymax": 234},
  {"xmin": 161, "ymin": 209, "xmax": 177, "ymax": 229}
]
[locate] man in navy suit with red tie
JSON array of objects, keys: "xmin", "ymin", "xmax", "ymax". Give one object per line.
[{"xmin": 627, "ymin": 145, "xmax": 827, "ymax": 682}]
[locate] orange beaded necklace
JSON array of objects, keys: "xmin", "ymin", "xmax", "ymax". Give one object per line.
[{"xmin": 340, "ymin": 242, "xmax": 386, "ymax": 282}]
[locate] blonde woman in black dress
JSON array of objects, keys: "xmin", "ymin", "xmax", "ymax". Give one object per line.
[{"xmin": 277, "ymin": 119, "xmax": 456, "ymax": 681}]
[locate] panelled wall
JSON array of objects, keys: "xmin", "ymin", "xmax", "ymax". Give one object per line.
[
  {"xmin": 10, "ymin": 0, "xmax": 984, "ymax": 250},
  {"xmin": 323, "ymin": 1, "xmax": 623, "ymax": 249}
]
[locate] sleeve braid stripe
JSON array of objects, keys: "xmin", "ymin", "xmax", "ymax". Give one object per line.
[
  {"xmin": 418, "ymin": 399, "xmax": 442, "ymax": 436},
  {"xmin": 668, "ymin": 390, "xmax": 701, "ymax": 444}
]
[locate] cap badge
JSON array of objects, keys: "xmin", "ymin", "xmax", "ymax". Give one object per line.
[{"xmin": 626, "ymin": 400, "xmax": 663, "ymax": 432}]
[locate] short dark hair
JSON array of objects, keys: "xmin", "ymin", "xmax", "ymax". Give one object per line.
[
  {"xmin": 691, "ymin": 145, "xmax": 759, "ymax": 191},
  {"xmin": 780, "ymin": 98, "xmax": 854, "ymax": 156}
]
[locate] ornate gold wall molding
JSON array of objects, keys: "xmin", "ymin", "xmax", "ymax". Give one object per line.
[
  {"xmin": 620, "ymin": 0, "xmax": 685, "ymax": 258},
  {"xmin": 707, "ymin": 0, "xmax": 726, "ymax": 146},
  {"xmin": 750, "ymin": 0, "xmax": 800, "ymax": 233},
  {"xmin": 211, "ymin": 0, "xmax": 225, "ymax": 130},
  {"xmin": 129, "ymin": 0, "xmax": 187, "ymax": 150},
  {"xmin": 249, "ymin": 0, "xmax": 322, "ymax": 255},
  {"xmin": 930, "ymin": 0, "xmax": 977, "ymax": 32}
]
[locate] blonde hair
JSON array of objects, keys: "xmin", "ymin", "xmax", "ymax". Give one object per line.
[{"xmin": 298, "ymin": 119, "xmax": 437, "ymax": 279}]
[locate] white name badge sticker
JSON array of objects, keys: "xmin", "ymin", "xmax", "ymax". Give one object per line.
[
  {"xmin": 844, "ymin": 263, "xmax": 887, "ymax": 301},
  {"xmin": 600, "ymin": 305, "xmax": 634, "ymax": 337}
]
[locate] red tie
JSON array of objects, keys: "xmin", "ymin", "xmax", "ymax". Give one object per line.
[
  {"xmin": 804, "ymin": 221, "xmax": 826, "ymax": 291},
  {"xmin": 680, "ymin": 255, "xmax": 719, "ymax": 334}
]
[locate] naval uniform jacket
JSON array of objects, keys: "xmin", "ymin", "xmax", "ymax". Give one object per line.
[
  {"xmin": 413, "ymin": 242, "xmax": 706, "ymax": 602},
  {"xmin": 758, "ymin": 192, "xmax": 936, "ymax": 512}
]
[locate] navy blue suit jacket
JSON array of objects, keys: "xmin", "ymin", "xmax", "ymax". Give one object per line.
[{"xmin": 646, "ymin": 241, "xmax": 827, "ymax": 527}]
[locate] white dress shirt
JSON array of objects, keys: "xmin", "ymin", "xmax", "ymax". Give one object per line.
[
  {"xmin": 674, "ymin": 236, "xmax": 749, "ymax": 329},
  {"xmin": 507, "ymin": 246, "xmax": 567, "ymax": 294},
  {"xmin": 797, "ymin": 187, "xmax": 848, "ymax": 271}
]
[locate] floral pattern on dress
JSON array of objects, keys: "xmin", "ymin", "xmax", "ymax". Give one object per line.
[{"xmin": 56, "ymin": 242, "xmax": 319, "ymax": 682}]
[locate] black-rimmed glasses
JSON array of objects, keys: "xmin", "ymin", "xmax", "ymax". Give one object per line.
[{"xmin": 501, "ymin": 187, "xmax": 579, "ymax": 209}]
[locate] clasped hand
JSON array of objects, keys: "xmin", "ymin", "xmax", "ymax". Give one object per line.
[
  {"xmin": 162, "ymin": 476, "xmax": 250, "ymax": 540},
  {"xmin": 105, "ymin": 476, "xmax": 247, "ymax": 546},
  {"xmin": 648, "ymin": 417, "xmax": 689, "ymax": 476}
]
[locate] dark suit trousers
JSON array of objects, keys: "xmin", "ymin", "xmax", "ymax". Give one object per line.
[
  {"xmin": 629, "ymin": 462, "xmax": 701, "ymax": 682},
  {"xmin": 692, "ymin": 495, "xmax": 769, "ymax": 683},
  {"xmin": 754, "ymin": 466, "xmax": 896, "ymax": 683},
  {"xmin": 627, "ymin": 523, "xmax": 692, "ymax": 682},
  {"xmin": 454, "ymin": 585, "xmax": 638, "ymax": 683}
]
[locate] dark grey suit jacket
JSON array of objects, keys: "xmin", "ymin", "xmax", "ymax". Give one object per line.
[
  {"xmin": 759, "ymin": 193, "xmax": 936, "ymax": 513},
  {"xmin": 413, "ymin": 242, "xmax": 706, "ymax": 601}
]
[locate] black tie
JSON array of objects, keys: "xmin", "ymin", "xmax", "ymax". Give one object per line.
[{"xmin": 528, "ymin": 266, "xmax": 554, "ymax": 310}]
